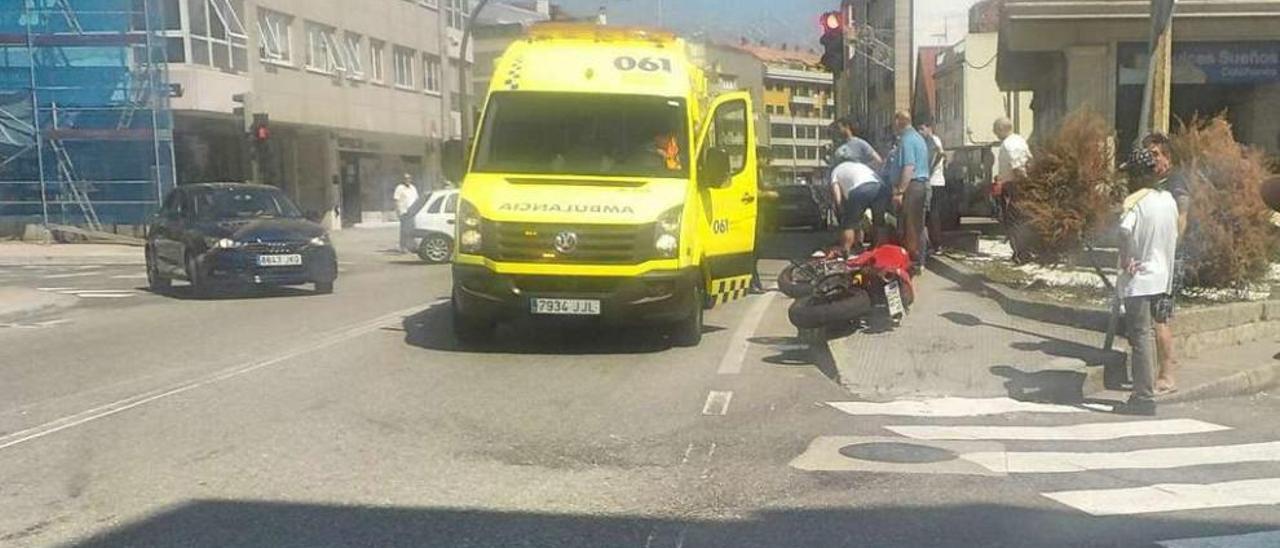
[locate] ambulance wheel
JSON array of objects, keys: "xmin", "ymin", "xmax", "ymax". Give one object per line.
[{"xmin": 671, "ymin": 286, "xmax": 704, "ymax": 347}]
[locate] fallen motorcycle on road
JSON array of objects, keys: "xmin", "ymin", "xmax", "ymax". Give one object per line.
[{"xmin": 783, "ymin": 244, "xmax": 915, "ymax": 331}]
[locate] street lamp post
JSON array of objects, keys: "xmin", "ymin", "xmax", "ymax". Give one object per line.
[{"xmin": 458, "ymin": 0, "xmax": 491, "ymax": 148}]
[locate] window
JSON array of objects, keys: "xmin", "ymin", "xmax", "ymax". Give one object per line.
[
  {"xmin": 393, "ymin": 46, "xmax": 415, "ymax": 88},
  {"xmin": 423, "ymin": 54, "xmax": 442, "ymax": 93},
  {"xmin": 426, "ymin": 195, "xmax": 445, "ymax": 214},
  {"xmin": 188, "ymin": 0, "xmax": 248, "ymax": 72},
  {"xmin": 305, "ymin": 22, "xmax": 345, "ymax": 73},
  {"xmin": 704, "ymin": 99, "xmax": 748, "ymax": 175},
  {"xmin": 771, "ymin": 145, "xmax": 794, "ymax": 160},
  {"xmin": 771, "ymin": 124, "xmax": 793, "ymax": 139},
  {"xmin": 445, "ymin": 0, "xmax": 470, "ymax": 30},
  {"xmin": 444, "ymin": 193, "xmax": 458, "ymax": 214},
  {"xmin": 369, "ymin": 40, "xmax": 386, "ymax": 83},
  {"xmin": 342, "ymin": 33, "xmax": 364, "ymax": 78},
  {"xmin": 257, "ymin": 9, "xmax": 292, "ymax": 63},
  {"xmin": 474, "ymin": 93, "xmax": 690, "ymax": 178}
]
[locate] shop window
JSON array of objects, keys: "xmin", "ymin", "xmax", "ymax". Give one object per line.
[{"xmin": 257, "ymin": 9, "xmax": 292, "ymax": 64}]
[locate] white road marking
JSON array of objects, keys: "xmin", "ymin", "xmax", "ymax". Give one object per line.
[
  {"xmin": 1043, "ymin": 478, "xmax": 1280, "ymax": 516},
  {"xmin": 37, "ymin": 287, "xmax": 75, "ymax": 292},
  {"xmin": 1158, "ymin": 530, "xmax": 1280, "ymax": 548},
  {"xmin": 0, "ymin": 304, "xmax": 429, "ymax": 452},
  {"xmin": 110, "ymin": 273, "xmax": 148, "ymax": 280},
  {"xmin": 828, "ymin": 397, "xmax": 1087, "ymax": 417},
  {"xmin": 887, "ymin": 419, "xmax": 1230, "ymax": 441},
  {"xmin": 43, "ymin": 272, "xmax": 96, "ymax": 279},
  {"xmin": 73, "ymin": 292, "xmax": 136, "ymax": 299},
  {"xmin": 962, "ymin": 441, "xmax": 1280, "ymax": 474},
  {"xmin": 702, "ymin": 390, "xmax": 733, "ymax": 416},
  {"xmin": 717, "ymin": 293, "xmax": 777, "ymax": 375}
]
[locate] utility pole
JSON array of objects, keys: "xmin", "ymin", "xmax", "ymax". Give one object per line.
[
  {"xmin": 458, "ymin": 0, "xmax": 491, "ymax": 149},
  {"xmin": 1138, "ymin": 0, "xmax": 1176, "ymax": 140}
]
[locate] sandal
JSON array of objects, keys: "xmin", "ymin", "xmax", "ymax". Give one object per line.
[{"xmin": 1155, "ymin": 383, "xmax": 1179, "ymax": 396}]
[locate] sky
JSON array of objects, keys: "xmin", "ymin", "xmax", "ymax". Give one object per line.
[{"xmin": 550, "ymin": 0, "xmax": 984, "ymax": 54}]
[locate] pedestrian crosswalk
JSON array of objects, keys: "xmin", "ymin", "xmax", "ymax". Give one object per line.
[
  {"xmin": 798, "ymin": 396, "xmax": 1280, "ymax": 519},
  {"xmin": 39, "ymin": 287, "xmax": 138, "ymax": 299}
]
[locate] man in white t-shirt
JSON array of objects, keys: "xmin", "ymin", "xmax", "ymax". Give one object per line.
[
  {"xmin": 393, "ymin": 173, "xmax": 420, "ymax": 253},
  {"xmin": 831, "ymin": 161, "xmax": 885, "ymax": 254},
  {"xmin": 993, "ymin": 117, "xmax": 1032, "ymax": 261},
  {"xmin": 1115, "ymin": 149, "xmax": 1179, "ymax": 416},
  {"xmin": 919, "ymin": 121, "xmax": 947, "ymax": 254}
]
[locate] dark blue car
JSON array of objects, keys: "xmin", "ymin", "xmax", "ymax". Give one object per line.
[{"xmin": 145, "ymin": 183, "xmax": 338, "ymax": 296}]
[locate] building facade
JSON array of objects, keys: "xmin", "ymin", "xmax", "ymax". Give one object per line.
[
  {"xmin": 165, "ymin": 0, "xmax": 473, "ymax": 230},
  {"xmin": 934, "ymin": 32, "xmax": 1034, "ymax": 149},
  {"xmin": 999, "ymin": 0, "xmax": 1280, "ymax": 154},
  {"xmin": 742, "ymin": 45, "xmax": 834, "ymax": 185}
]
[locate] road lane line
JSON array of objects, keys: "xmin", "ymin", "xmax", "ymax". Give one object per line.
[
  {"xmin": 1043, "ymin": 478, "xmax": 1280, "ymax": 516},
  {"xmin": 0, "ymin": 304, "xmax": 430, "ymax": 452},
  {"xmin": 887, "ymin": 419, "xmax": 1229, "ymax": 441},
  {"xmin": 716, "ymin": 293, "xmax": 777, "ymax": 375},
  {"xmin": 110, "ymin": 274, "xmax": 148, "ymax": 280},
  {"xmin": 702, "ymin": 391, "xmax": 733, "ymax": 416},
  {"xmin": 828, "ymin": 397, "xmax": 1088, "ymax": 417},
  {"xmin": 1158, "ymin": 530, "xmax": 1280, "ymax": 547},
  {"xmin": 73, "ymin": 293, "xmax": 136, "ymax": 299},
  {"xmin": 962, "ymin": 441, "xmax": 1280, "ymax": 474}
]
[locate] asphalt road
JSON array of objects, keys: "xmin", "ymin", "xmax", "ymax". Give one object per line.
[{"xmin": 1, "ymin": 228, "xmax": 1278, "ymax": 547}]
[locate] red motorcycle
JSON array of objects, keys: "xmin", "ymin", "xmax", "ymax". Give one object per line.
[{"xmin": 786, "ymin": 244, "xmax": 916, "ymax": 330}]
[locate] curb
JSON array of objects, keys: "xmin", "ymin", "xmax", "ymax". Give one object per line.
[
  {"xmin": 1156, "ymin": 359, "xmax": 1280, "ymax": 404},
  {"xmin": 927, "ymin": 254, "xmax": 1114, "ymax": 332}
]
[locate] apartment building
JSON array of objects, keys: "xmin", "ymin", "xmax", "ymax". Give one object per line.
[
  {"xmin": 934, "ymin": 32, "xmax": 1034, "ymax": 149},
  {"xmin": 742, "ymin": 45, "xmax": 834, "ymax": 186},
  {"xmin": 836, "ymin": 0, "xmax": 913, "ymax": 150},
  {"xmin": 165, "ymin": 0, "xmax": 473, "ymax": 229}
]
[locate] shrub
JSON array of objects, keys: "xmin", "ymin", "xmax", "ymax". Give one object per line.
[
  {"xmin": 1013, "ymin": 109, "xmax": 1126, "ymax": 264},
  {"xmin": 1170, "ymin": 115, "xmax": 1280, "ymax": 291}
]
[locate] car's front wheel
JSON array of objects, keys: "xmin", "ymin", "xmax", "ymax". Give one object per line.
[
  {"xmin": 417, "ymin": 234, "xmax": 453, "ymax": 264},
  {"xmin": 185, "ymin": 252, "xmax": 208, "ymax": 298},
  {"xmin": 146, "ymin": 247, "xmax": 171, "ymax": 292},
  {"xmin": 314, "ymin": 281, "xmax": 334, "ymax": 294},
  {"xmin": 670, "ymin": 285, "xmax": 704, "ymax": 347}
]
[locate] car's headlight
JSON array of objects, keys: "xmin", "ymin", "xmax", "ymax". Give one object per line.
[
  {"xmin": 208, "ymin": 237, "xmax": 242, "ymax": 249},
  {"xmin": 458, "ymin": 200, "xmax": 483, "ymax": 254},
  {"xmin": 309, "ymin": 234, "xmax": 330, "ymax": 247},
  {"xmin": 654, "ymin": 206, "xmax": 682, "ymax": 258}
]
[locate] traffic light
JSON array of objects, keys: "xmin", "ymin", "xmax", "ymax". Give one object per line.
[
  {"xmin": 819, "ymin": 11, "xmax": 845, "ymax": 75},
  {"xmin": 251, "ymin": 113, "xmax": 270, "ymax": 142}
]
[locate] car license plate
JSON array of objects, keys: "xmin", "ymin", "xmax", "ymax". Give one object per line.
[
  {"xmin": 257, "ymin": 254, "xmax": 302, "ymax": 267},
  {"xmin": 531, "ymin": 298, "xmax": 601, "ymax": 316},
  {"xmin": 885, "ymin": 280, "xmax": 905, "ymax": 317}
]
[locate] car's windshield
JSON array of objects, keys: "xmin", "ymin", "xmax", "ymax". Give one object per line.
[
  {"xmin": 473, "ymin": 92, "xmax": 689, "ymax": 178},
  {"xmin": 192, "ymin": 188, "xmax": 302, "ymax": 220}
]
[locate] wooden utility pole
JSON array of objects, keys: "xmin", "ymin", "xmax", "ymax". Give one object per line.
[{"xmin": 1138, "ymin": 0, "xmax": 1176, "ymax": 139}]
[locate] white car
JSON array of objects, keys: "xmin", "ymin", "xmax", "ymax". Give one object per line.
[{"xmin": 410, "ymin": 188, "xmax": 458, "ymax": 263}]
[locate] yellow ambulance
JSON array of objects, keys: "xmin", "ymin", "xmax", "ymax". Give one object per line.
[{"xmin": 448, "ymin": 23, "xmax": 758, "ymax": 346}]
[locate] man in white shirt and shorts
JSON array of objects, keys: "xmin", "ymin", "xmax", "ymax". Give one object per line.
[{"xmin": 831, "ymin": 161, "xmax": 885, "ymax": 255}]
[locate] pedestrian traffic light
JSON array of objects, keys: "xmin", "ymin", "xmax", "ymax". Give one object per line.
[
  {"xmin": 251, "ymin": 113, "xmax": 270, "ymax": 142},
  {"xmin": 819, "ymin": 11, "xmax": 845, "ymax": 75}
]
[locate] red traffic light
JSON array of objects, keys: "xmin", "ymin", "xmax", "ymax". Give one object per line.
[
  {"xmin": 821, "ymin": 11, "xmax": 842, "ymax": 32},
  {"xmin": 255, "ymin": 125, "xmax": 270, "ymax": 141}
]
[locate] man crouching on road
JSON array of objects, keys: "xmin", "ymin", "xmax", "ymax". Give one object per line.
[{"xmin": 1115, "ymin": 147, "xmax": 1179, "ymax": 416}]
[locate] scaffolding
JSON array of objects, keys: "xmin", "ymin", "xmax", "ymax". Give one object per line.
[{"xmin": 0, "ymin": 0, "xmax": 176, "ymax": 232}]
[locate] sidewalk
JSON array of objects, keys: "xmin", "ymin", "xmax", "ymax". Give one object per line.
[
  {"xmin": 816, "ymin": 271, "xmax": 1123, "ymax": 402},
  {"xmin": 0, "ymin": 241, "xmax": 143, "ymax": 266}
]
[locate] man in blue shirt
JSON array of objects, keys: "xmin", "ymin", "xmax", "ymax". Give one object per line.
[{"xmin": 889, "ymin": 110, "xmax": 931, "ymax": 269}]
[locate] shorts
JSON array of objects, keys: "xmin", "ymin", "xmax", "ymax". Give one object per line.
[
  {"xmin": 1152, "ymin": 294, "xmax": 1174, "ymax": 323},
  {"xmin": 842, "ymin": 181, "xmax": 885, "ymax": 230}
]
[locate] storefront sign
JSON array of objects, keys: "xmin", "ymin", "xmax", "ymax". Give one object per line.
[
  {"xmin": 1118, "ymin": 41, "xmax": 1280, "ymax": 85},
  {"xmin": 336, "ymin": 136, "xmax": 384, "ymax": 152}
]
